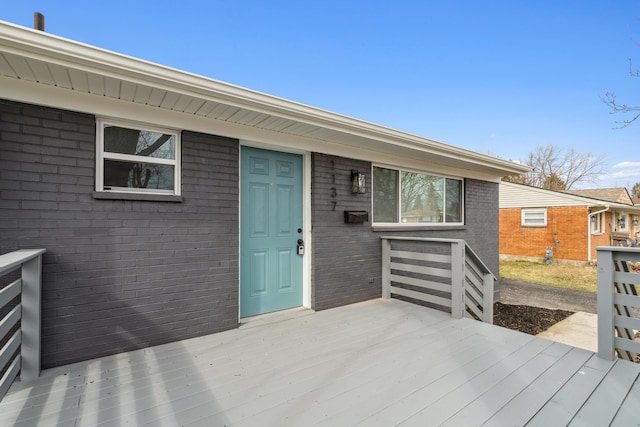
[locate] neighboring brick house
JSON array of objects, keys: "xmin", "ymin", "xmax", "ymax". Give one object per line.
[
  {"xmin": 0, "ymin": 22, "xmax": 528, "ymax": 368},
  {"xmin": 500, "ymin": 182, "xmax": 640, "ymax": 264}
]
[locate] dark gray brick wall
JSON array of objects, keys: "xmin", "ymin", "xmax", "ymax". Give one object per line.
[
  {"xmin": 311, "ymin": 153, "xmax": 500, "ymax": 310},
  {"xmin": 0, "ymin": 100, "xmax": 240, "ymax": 368},
  {"xmin": 311, "ymin": 153, "xmax": 380, "ymax": 310},
  {"xmin": 462, "ymin": 179, "xmax": 500, "ymax": 278}
]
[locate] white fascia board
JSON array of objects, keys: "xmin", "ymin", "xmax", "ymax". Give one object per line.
[{"xmin": 0, "ymin": 21, "xmax": 529, "ymax": 178}]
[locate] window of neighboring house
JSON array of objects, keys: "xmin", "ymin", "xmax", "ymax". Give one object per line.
[
  {"xmin": 372, "ymin": 166, "xmax": 463, "ymax": 225},
  {"xmin": 590, "ymin": 212, "xmax": 603, "ymax": 234},
  {"xmin": 96, "ymin": 119, "xmax": 181, "ymax": 196},
  {"xmin": 618, "ymin": 213, "xmax": 628, "ymax": 231},
  {"xmin": 521, "ymin": 208, "xmax": 547, "ymax": 227}
]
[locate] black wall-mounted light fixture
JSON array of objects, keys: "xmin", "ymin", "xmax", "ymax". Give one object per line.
[
  {"xmin": 351, "ymin": 170, "xmax": 366, "ymax": 194},
  {"xmin": 634, "ymin": 217, "xmax": 639, "ymax": 227}
]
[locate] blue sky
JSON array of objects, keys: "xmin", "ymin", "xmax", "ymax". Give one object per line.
[{"xmin": 3, "ymin": 1, "xmax": 640, "ymax": 190}]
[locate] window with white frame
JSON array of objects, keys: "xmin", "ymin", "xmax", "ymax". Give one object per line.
[
  {"xmin": 372, "ymin": 166, "xmax": 463, "ymax": 225},
  {"xmin": 521, "ymin": 208, "xmax": 547, "ymax": 227},
  {"xmin": 590, "ymin": 212, "xmax": 603, "ymax": 234},
  {"xmin": 617, "ymin": 213, "xmax": 628, "ymax": 231},
  {"xmin": 96, "ymin": 120, "xmax": 180, "ymax": 195}
]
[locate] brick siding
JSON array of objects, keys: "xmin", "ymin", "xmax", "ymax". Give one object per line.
[
  {"xmin": 500, "ymin": 206, "xmax": 590, "ymax": 262},
  {"xmin": 311, "ymin": 153, "xmax": 501, "ymax": 310},
  {"xmin": 311, "ymin": 154, "xmax": 380, "ymax": 310},
  {"xmin": 0, "ymin": 100, "xmax": 240, "ymax": 368}
]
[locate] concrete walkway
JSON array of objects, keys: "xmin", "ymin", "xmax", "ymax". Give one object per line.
[{"xmin": 537, "ymin": 312, "xmax": 598, "ymax": 352}]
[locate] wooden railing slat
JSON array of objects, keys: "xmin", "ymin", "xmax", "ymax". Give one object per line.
[
  {"xmin": 614, "ymin": 337, "xmax": 640, "ymax": 356},
  {"xmin": 389, "ymin": 286, "xmax": 452, "ymax": 308},
  {"xmin": 0, "ymin": 306, "xmax": 21, "ymax": 343},
  {"xmin": 466, "ymin": 298, "xmax": 483, "ymax": 320},
  {"xmin": 614, "ymin": 314, "xmax": 640, "ymax": 331},
  {"xmin": 0, "ymin": 279, "xmax": 22, "ymax": 309},
  {"xmin": 389, "ymin": 262, "xmax": 451, "ymax": 279},
  {"xmin": 613, "ymin": 293, "xmax": 640, "ymax": 309},
  {"xmin": 0, "ymin": 330, "xmax": 21, "ymax": 374},
  {"xmin": 465, "ymin": 283, "xmax": 483, "ymax": 306},
  {"xmin": 390, "ymin": 250, "xmax": 451, "ymax": 264},
  {"xmin": 613, "ymin": 271, "xmax": 640, "ymax": 287},
  {"xmin": 389, "ymin": 274, "xmax": 450, "ymax": 294},
  {"xmin": 465, "ymin": 270, "xmax": 483, "ymax": 292}
]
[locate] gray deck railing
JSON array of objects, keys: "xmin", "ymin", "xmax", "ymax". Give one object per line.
[
  {"xmin": 381, "ymin": 237, "xmax": 494, "ymax": 323},
  {"xmin": 597, "ymin": 246, "xmax": 640, "ymax": 362},
  {"xmin": 0, "ymin": 249, "xmax": 45, "ymax": 401}
]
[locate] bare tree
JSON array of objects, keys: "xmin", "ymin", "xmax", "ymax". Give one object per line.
[
  {"xmin": 506, "ymin": 144, "xmax": 606, "ymax": 190},
  {"xmin": 543, "ymin": 172, "xmax": 567, "ymax": 191},
  {"xmin": 632, "ymin": 182, "xmax": 640, "ymax": 198},
  {"xmin": 602, "ymin": 59, "xmax": 640, "ymax": 128}
]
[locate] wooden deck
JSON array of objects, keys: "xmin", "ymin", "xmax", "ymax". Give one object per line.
[{"xmin": 1, "ymin": 299, "xmax": 639, "ymax": 426}]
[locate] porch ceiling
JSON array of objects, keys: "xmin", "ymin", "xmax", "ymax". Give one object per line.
[{"xmin": 0, "ymin": 21, "xmax": 529, "ymax": 179}]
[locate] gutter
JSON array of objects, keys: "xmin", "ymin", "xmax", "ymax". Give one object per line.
[{"xmin": 588, "ymin": 206, "xmax": 610, "ymax": 262}]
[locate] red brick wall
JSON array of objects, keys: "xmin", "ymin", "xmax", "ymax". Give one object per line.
[{"xmin": 500, "ymin": 206, "xmax": 590, "ymax": 262}]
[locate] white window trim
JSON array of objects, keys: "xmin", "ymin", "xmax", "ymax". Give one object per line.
[
  {"xmin": 591, "ymin": 212, "xmax": 603, "ymax": 234},
  {"xmin": 371, "ymin": 164, "xmax": 465, "ymax": 227},
  {"xmin": 618, "ymin": 213, "xmax": 629, "ymax": 231},
  {"xmin": 96, "ymin": 118, "xmax": 181, "ymax": 196},
  {"xmin": 521, "ymin": 208, "xmax": 547, "ymax": 227}
]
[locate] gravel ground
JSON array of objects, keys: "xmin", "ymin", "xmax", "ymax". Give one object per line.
[{"xmin": 499, "ymin": 279, "xmax": 597, "ymax": 313}]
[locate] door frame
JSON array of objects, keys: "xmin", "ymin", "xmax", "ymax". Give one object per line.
[{"xmin": 238, "ymin": 142, "xmax": 312, "ymax": 319}]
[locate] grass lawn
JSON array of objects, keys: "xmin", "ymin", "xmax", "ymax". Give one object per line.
[{"xmin": 499, "ymin": 260, "xmax": 598, "ymax": 293}]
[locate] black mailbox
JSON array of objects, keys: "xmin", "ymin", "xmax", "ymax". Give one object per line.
[{"xmin": 344, "ymin": 210, "xmax": 369, "ymax": 223}]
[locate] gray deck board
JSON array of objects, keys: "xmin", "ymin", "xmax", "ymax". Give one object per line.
[
  {"xmin": 482, "ymin": 345, "xmax": 594, "ymax": 426},
  {"xmin": 0, "ymin": 298, "xmax": 638, "ymax": 427},
  {"xmin": 610, "ymin": 368, "xmax": 640, "ymax": 426},
  {"xmin": 437, "ymin": 341, "xmax": 574, "ymax": 427},
  {"xmin": 395, "ymin": 338, "xmax": 557, "ymax": 426},
  {"xmin": 569, "ymin": 359, "xmax": 640, "ymax": 426},
  {"xmin": 526, "ymin": 355, "xmax": 615, "ymax": 427}
]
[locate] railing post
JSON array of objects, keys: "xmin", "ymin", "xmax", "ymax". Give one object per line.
[
  {"xmin": 597, "ymin": 248, "xmax": 615, "ymax": 361},
  {"xmin": 381, "ymin": 238, "xmax": 391, "ymax": 299},
  {"xmin": 450, "ymin": 241, "xmax": 465, "ymax": 319},
  {"xmin": 482, "ymin": 273, "xmax": 494, "ymax": 324},
  {"xmin": 20, "ymin": 255, "xmax": 42, "ymax": 381}
]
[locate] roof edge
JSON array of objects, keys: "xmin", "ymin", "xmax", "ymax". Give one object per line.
[
  {"xmin": 501, "ymin": 182, "xmax": 640, "ymax": 210},
  {"xmin": 0, "ymin": 21, "xmax": 529, "ymax": 175}
]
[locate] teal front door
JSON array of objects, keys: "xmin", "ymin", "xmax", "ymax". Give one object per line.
[{"xmin": 240, "ymin": 146, "xmax": 304, "ymax": 317}]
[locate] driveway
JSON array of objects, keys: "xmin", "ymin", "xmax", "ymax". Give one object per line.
[{"xmin": 499, "ymin": 279, "xmax": 597, "ymax": 314}]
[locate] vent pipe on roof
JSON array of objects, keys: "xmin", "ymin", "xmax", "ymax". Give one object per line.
[{"xmin": 34, "ymin": 12, "xmax": 45, "ymax": 31}]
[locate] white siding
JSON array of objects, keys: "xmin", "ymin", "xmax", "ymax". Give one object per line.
[{"xmin": 500, "ymin": 182, "xmax": 595, "ymax": 208}]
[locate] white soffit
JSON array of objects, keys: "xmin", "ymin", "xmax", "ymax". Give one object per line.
[{"xmin": 0, "ymin": 21, "xmax": 529, "ymax": 180}]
